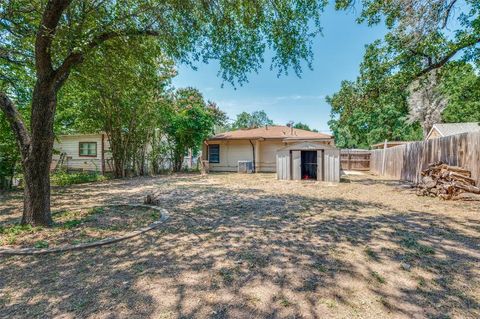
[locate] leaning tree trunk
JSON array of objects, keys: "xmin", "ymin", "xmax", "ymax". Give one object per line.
[{"xmin": 20, "ymin": 82, "xmax": 57, "ymax": 226}]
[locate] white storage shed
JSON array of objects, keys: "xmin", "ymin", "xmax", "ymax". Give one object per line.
[{"xmin": 276, "ymin": 142, "xmax": 341, "ymax": 182}]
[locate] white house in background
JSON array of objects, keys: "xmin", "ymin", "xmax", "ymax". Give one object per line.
[
  {"xmin": 426, "ymin": 122, "xmax": 480, "ymax": 140},
  {"xmin": 51, "ymin": 133, "xmax": 113, "ymax": 173},
  {"xmin": 51, "ymin": 133, "xmax": 198, "ymax": 174}
]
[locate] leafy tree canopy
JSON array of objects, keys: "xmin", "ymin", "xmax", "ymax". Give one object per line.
[
  {"xmin": 329, "ymin": 0, "xmax": 480, "ymax": 147},
  {"xmin": 292, "ymin": 122, "xmax": 318, "ymax": 132},
  {"xmin": 0, "ymin": 0, "xmax": 328, "ymax": 225},
  {"xmin": 1, "ymin": 0, "xmax": 328, "ymax": 97},
  {"xmin": 336, "ymin": 0, "xmax": 480, "ymax": 80},
  {"xmin": 231, "ymin": 110, "xmax": 274, "ymax": 129},
  {"xmin": 440, "ymin": 62, "xmax": 480, "ymax": 123},
  {"xmin": 57, "ymin": 37, "xmax": 175, "ymax": 177},
  {"xmin": 165, "ymin": 87, "xmax": 226, "ymax": 171}
]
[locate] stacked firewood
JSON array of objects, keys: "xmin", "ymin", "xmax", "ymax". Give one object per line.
[{"xmin": 416, "ymin": 162, "xmax": 480, "ymax": 200}]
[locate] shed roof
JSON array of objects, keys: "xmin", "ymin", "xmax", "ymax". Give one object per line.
[
  {"xmin": 277, "ymin": 141, "xmax": 337, "ymax": 152},
  {"xmin": 428, "ymin": 122, "xmax": 480, "ymax": 138},
  {"xmin": 207, "ymin": 125, "xmax": 332, "ymax": 141}
]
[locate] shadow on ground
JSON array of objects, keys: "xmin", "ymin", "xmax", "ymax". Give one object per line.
[{"xmin": 1, "ymin": 174, "xmax": 479, "ymax": 318}]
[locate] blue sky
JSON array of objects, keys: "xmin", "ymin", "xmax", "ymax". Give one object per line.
[{"xmin": 172, "ymin": 4, "xmax": 387, "ymax": 134}]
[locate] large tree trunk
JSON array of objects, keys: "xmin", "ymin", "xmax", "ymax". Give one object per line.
[
  {"xmin": 21, "ymin": 160, "xmax": 53, "ymax": 226},
  {"xmin": 20, "ymin": 82, "xmax": 57, "ymax": 226}
]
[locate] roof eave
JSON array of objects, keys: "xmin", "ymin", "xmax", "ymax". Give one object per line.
[{"xmin": 206, "ymin": 136, "xmax": 332, "ymax": 141}]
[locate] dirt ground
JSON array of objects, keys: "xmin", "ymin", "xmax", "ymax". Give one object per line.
[
  {"xmin": 0, "ymin": 205, "xmax": 160, "ymax": 248},
  {"xmin": 0, "ymin": 173, "xmax": 479, "ymax": 319}
]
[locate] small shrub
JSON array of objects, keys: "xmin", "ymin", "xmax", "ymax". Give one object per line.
[
  {"xmin": 0, "ymin": 224, "xmax": 35, "ymax": 235},
  {"xmin": 314, "ymin": 263, "xmax": 328, "ymax": 273},
  {"xmin": 279, "ymin": 298, "xmax": 292, "ymax": 307},
  {"xmin": 51, "ymin": 171, "xmax": 107, "ymax": 186},
  {"xmin": 418, "ymin": 277, "xmax": 426, "ymax": 287},
  {"xmin": 218, "ymin": 267, "xmax": 235, "ymax": 284},
  {"xmin": 364, "ymin": 246, "xmax": 379, "ymax": 260},
  {"xmin": 371, "ymin": 271, "xmax": 386, "ymax": 284},
  {"xmin": 89, "ymin": 207, "xmax": 105, "ymax": 214},
  {"xmin": 34, "ymin": 240, "xmax": 49, "ymax": 248},
  {"xmin": 150, "ymin": 211, "xmax": 159, "ymax": 220},
  {"xmin": 400, "ymin": 236, "xmax": 435, "ymax": 255},
  {"xmin": 61, "ymin": 219, "xmax": 83, "ymax": 229}
]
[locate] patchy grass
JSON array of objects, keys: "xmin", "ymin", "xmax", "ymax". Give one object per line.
[
  {"xmin": 279, "ymin": 297, "xmax": 293, "ymax": 307},
  {"xmin": 51, "ymin": 171, "xmax": 107, "ymax": 186},
  {"xmin": 364, "ymin": 246, "xmax": 379, "ymax": 260},
  {"xmin": 371, "ymin": 271, "xmax": 386, "ymax": 284},
  {"xmin": 0, "ymin": 205, "xmax": 158, "ymax": 248},
  {"xmin": 0, "ymin": 173, "xmax": 479, "ymax": 318},
  {"xmin": 400, "ymin": 235, "xmax": 436, "ymax": 256}
]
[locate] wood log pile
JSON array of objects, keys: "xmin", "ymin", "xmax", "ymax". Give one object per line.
[{"xmin": 416, "ymin": 162, "xmax": 480, "ymax": 201}]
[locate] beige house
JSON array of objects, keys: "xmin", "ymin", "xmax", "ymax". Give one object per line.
[
  {"xmin": 51, "ymin": 133, "xmax": 113, "ymax": 173},
  {"xmin": 203, "ymin": 125, "xmax": 334, "ymax": 172},
  {"xmin": 426, "ymin": 122, "xmax": 480, "ymax": 140}
]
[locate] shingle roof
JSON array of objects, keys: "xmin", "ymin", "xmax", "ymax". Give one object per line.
[
  {"xmin": 433, "ymin": 122, "xmax": 480, "ymax": 137},
  {"xmin": 208, "ymin": 125, "xmax": 332, "ymax": 140}
]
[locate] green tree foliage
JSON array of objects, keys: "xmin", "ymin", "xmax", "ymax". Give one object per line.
[
  {"xmin": 231, "ymin": 110, "xmax": 274, "ymax": 129},
  {"xmin": 327, "ymin": 42, "xmax": 423, "ymax": 148},
  {"xmin": 165, "ymin": 88, "xmax": 226, "ymax": 171},
  {"xmin": 0, "ymin": 114, "xmax": 19, "ymax": 189},
  {"xmin": 330, "ymin": 1, "xmax": 480, "ymax": 146},
  {"xmin": 336, "ymin": 0, "xmax": 480, "ymax": 79},
  {"xmin": 328, "ymin": 61, "xmax": 480, "ymax": 148},
  {"xmin": 292, "ymin": 122, "xmax": 318, "ymax": 132},
  {"xmin": 327, "ymin": 81, "xmax": 422, "ymax": 148},
  {"xmin": 58, "ymin": 37, "xmax": 174, "ymax": 178},
  {"xmin": 0, "ymin": 0, "xmax": 328, "ymax": 226},
  {"xmin": 441, "ymin": 62, "xmax": 480, "ymax": 123}
]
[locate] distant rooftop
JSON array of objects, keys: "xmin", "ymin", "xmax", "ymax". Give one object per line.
[
  {"xmin": 207, "ymin": 125, "xmax": 332, "ymax": 140},
  {"xmin": 431, "ymin": 122, "xmax": 480, "ymax": 137}
]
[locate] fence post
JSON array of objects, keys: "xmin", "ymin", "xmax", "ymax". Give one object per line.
[{"xmin": 382, "ymin": 139, "xmax": 388, "ymax": 175}]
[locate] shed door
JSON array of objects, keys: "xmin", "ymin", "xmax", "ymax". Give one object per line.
[
  {"xmin": 317, "ymin": 150, "xmax": 324, "ymax": 181},
  {"xmin": 276, "ymin": 151, "xmax": 290, "ymax": 180},
  {"xmin": 292, "ymin": 151, "xmax": 301, "ymax": 180},
  {"xmin": 324, "ymin": 149, "xmax": 341, "ymax": 182},
  {"xmin": 301, "ymin": 151, "xmax": 317, "ymax": 180}
]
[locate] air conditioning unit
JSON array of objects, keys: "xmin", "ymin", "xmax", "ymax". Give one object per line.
[{"xmin": 238, "ymin": 160, "xmax": 254, "ymax": 173}]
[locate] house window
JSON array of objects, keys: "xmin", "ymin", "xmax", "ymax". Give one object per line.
[
  {"xmin": 208, "ymin": 144, "xmax": 220, "ymax": 163},
  {"xmin": 79, "ymin": 142, "xmax": 97, "ymax": 157}
]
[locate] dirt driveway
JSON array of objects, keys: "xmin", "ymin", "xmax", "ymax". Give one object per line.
[{"xmin": 1, "ymin": 173, "xmax": 479, "ymax": 318}]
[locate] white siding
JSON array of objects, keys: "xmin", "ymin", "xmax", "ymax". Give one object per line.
[
  {"xmin": 276, "ymin": 151, "xmax": 290, "ymax": 180},
  {"xmin": 317, "ymin": 150, "xmax": 324, "ymax": 181},
  {"xmin": 51, "ymin": 134, "xmax": 112, "ymax": 172},
  {"xmin": 324, "ymin": 149, "xmax": 341, "ymax": 182},
  {"xmin": 291, "ymin": 151, "xmax": 301, "ymax": 180}
]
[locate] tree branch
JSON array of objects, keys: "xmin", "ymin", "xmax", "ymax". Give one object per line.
[
  {"xmin": 415, "ymin": 36, "xmax": 480, "ymax": 78},
  {"xmin": 35, "ymin": 0, "xmax": 72, "ymax": 78},
  {"xmin": 53, "ymin": 29, "xmax": 160, "ymax": 88},
  {"xmin": 0, "ymin": 92, "xmax": 31, "ymax": 157},
  {"xmin": 442, "ymin": 0, "xmax": 458, "ymax": 29}
]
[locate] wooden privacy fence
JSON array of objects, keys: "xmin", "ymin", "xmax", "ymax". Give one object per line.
[
  {"xmin": 370, "ymin": 132, "xmax": 480, "ymax": 185},
  {"xmin": 340, "ymin": 149, "xmax": 371, "ymax": 171}
]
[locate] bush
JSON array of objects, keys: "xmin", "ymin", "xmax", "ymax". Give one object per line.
[{"xmin": 51, "ymin": 171, "xmax": 107, "ymax": 186}]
